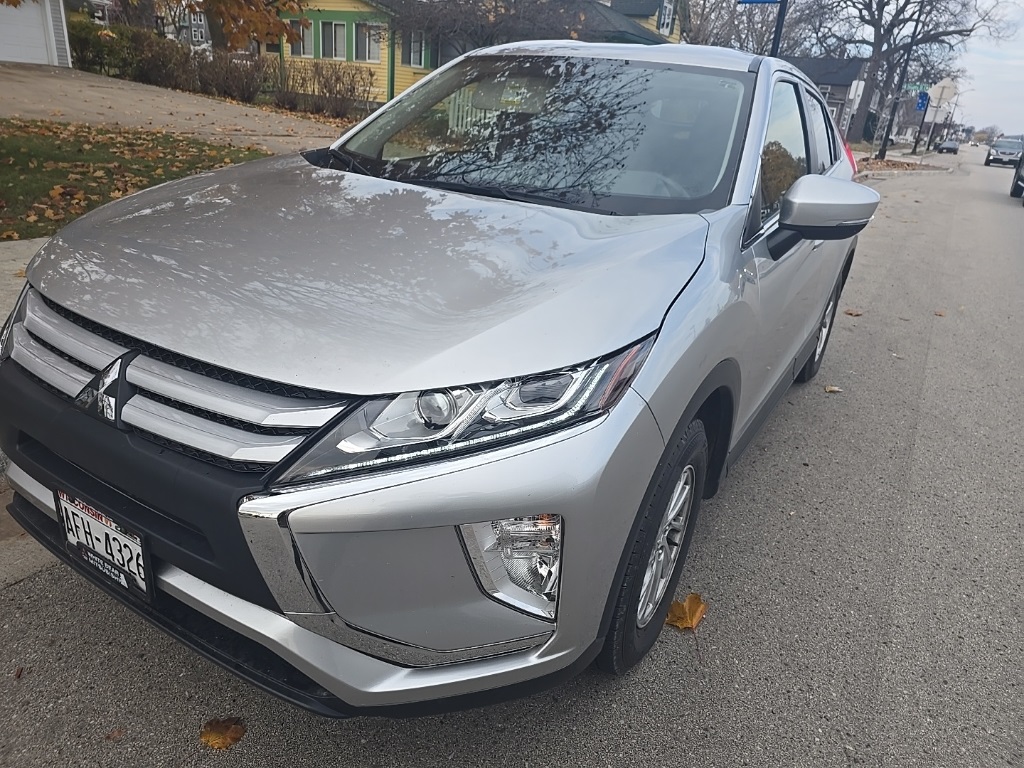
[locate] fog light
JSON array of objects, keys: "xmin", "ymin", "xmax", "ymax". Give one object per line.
[{"xmin": 460, "ymin": 514, "xmax": 562, "ymax": 620}]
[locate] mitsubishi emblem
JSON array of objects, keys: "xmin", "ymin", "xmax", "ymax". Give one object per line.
[{"xmin": 74, "ymin": 353, "xmax": 136, "ymax": 424}]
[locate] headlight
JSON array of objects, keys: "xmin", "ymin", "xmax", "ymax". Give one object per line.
[
  {"xmin": 0, "ymin": 283, "xmax": 30, "ymax": 363},
  {"xmin": 276, "ymin": 336, "xmax": 655, "ymax": 483}
]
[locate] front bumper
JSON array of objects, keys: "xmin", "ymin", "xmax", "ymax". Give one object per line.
[
  {"xmin": 2, "ymin": 356, "xmax": 665, "ymax": 714},
  {"xmin": 987, "ymin": 155, "xmax": 1020, "ymax": 165}
]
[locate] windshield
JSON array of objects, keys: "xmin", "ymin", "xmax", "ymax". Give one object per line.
[
  {"xmin": 340, "ymin": 55, "xmax": 753, "ymax": 216},
  {"xmin": 992, "ymin": 140, "xmax": 1022, "ymax": 150}
]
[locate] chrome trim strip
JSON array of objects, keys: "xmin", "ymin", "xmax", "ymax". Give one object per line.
[
  {"xmin": 121, "ymin": 395, "xmax": 305, "ymax": 463},
  {"xmin": 287, "ymin": 613, "xmax": 551, "ymax": 667},
  {"xmin": 22, "ymin": 290, "xmax": 125, "ymax": 371},
  {"xmin": 10, "ymin": 324, "xmax": 92, "ymax": 397},
  {"xmin": 126, "ymin": 356, "xmax": 346, "ymax": 428},
  {"xmin": 6, "ymin": 461, "xmax": 58, "ymax": 522}
]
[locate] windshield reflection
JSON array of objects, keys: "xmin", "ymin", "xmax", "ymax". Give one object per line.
[{"xmin": 343, "ymin": 56, "xmax": 753, "ymax": 216}]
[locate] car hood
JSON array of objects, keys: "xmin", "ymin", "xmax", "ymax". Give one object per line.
[{"xmin": 28, "ymin": 154, "xmax": 708, "ymax": 394}]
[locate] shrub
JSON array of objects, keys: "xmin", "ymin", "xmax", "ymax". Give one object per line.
[
  {"xmin": 195, "ymin": 51, "xmax": 272, "ymax": 104},
  {"xmin": 272, "ymin": 60, "xmax": 376, "ymax": 118}
]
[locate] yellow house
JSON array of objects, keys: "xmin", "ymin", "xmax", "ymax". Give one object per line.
[{"xmin": 263, "ymin": 0, "xmax": 684, "ymax": 104}]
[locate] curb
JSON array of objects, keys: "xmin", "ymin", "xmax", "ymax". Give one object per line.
[{"xmin": 854, "ymin": 167, "xmax": 954, "ymax": 181}]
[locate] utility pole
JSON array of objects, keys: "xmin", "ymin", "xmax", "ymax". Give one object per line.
[
  {"xmin": 876, "ymin": 4, "xmax": 923, "ymax": 160},
  {"xmin": 769, "ymin": 0, "xmax": 789, "ymax": 57}
]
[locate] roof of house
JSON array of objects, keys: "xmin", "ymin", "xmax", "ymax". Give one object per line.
[
  {"xmin": 582, "ymin": 0, "xmax": 667, "ymax": 44},
  {"xmin": 609, "ymin": 0, "xmax": 663, "ymax": 17},
  {"xmin": 781, "ymin": 56, "xmax": 867, "ymax": 87}
]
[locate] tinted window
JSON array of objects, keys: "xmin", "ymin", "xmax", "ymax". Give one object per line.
[
  {"xmin": 759, "ymin": 82, "xmax": 809, "ymax": 223},
  {"xmin": 341, "ymin": 56, "xmax": 754, "ymax": 216},
  {"xmin": 804, "ymin": 92, "xmax": 835, "ymax": 173},
  {"xmin": 992, "ymin": 140, "xmax": 1022, "ymax": 150}
]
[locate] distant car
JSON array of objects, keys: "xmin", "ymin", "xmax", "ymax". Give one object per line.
[
  {"xmin": 969, "ymin": 141, "xmax": 979, "ymax": 147},
  {"xmin": 985, "ymin": 139, "xmax": 1023, "ymax": 167},
  {"xmin": 936, "ymin": 140, "xmax": 959, "ymax": 154}
]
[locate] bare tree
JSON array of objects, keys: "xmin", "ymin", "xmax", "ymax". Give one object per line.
[{"xmin": 813, "ymin": 0, "xmax": 1016, "ymax": 141}]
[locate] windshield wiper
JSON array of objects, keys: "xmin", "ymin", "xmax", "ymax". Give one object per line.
[
  {"xmin": 411, "ymin": 178, "xmax": 515, "ymax": 201},
  {"xmin": 328, "ymin": 146, "xmax": 372, "ymax": 176}
]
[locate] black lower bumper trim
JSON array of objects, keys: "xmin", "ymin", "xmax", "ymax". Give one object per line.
[{"xmin": 7, "ymin": 492, "xmax": 605, "ymax": 719}]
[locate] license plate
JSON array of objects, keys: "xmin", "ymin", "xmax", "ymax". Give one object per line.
[{"xmin": 55, "ymin": 490, "xmax": 150, "ymax": 599}]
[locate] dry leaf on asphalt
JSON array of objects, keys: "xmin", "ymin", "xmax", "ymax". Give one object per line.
[
  {"xmin": 934, "ymin": 310, "xmax": 946, "ymax": 317},
  {"xmin": 14, "ymin": 268, "xmax": 26, "ymax": 278},
  {"xmin": 13, "ymin": 666, "xmax": 23, "ymax": 680},
  {"xmin": 199, "ymin": 717, "xmax": 246, "ymax": 750},
  {"xmin": 665, "ymin": 592, "xmax": 707, "ymax": 632},
  {"xmin": 824, "ymin": 385, "xmax": 843, "ymax": 393},
  {"xmin": 843, "ymin": 309, "xmax": 863, "ymax": 317},
  {"xmin": 104, "ymin": 728, "xmax": 125, "ymax": 742}
]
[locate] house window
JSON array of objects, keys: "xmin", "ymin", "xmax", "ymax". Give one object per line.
[
  {"xmin": 266, "ymin": 40, "xmax": 281, "ymax": 54},
  {"xmin": 290, "ymin": 20, "xmax": 312, "ymax": 57},
  {"xmin": 192, "ymin": 27, "xmax": 204, "ymax": 42},
  {"xmin": 321, "ymin": 21, "xmax": 346, "ymax": 59},
  {"xmin": 355, "ymin": 23, "xmax": 383, "ymax": 62},
  {"xmin": 409, "ymin": 30, "xmax": 426, "ymax": 68},
  {"xmin": 190, "ymin": 12, "xmax": 204, "ymax": 25}
]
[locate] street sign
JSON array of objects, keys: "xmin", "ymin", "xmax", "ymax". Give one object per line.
[
  {"xmin": 916, "ymin": 92, "xmax": 929, "ymax": 111},
  {"xmin": 904, "ymin": 82, "xmax": 929, "ymax": 92}
]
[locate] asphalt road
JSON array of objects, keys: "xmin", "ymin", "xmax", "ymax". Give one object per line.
[{"xmin": 0, "ymin": 146, "xmax": 1021, "ymax": 767}]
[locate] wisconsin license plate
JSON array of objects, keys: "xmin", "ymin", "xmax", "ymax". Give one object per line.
[{"xmin": 55, "ymin": 490, "xmax": 150, "ymax": 600}]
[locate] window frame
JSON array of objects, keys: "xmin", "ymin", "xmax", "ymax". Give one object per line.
[
  {"xmin": 321, "ymin": 20, "xmax": 347, "ymax": 60},
  {"xmin": 290, "ymin": 20, "xmax": 313, "ymax": 58},
  {"xmin": 803, "ymin": 88, "xmax": 839, "ymax": 174},
  {"xmin": 190, "ymin": 11, "xmax": 204, "ymax": 25},
  {"xmin": 409, "ymin": 30, "xmax": 426, "ymax": 69},
  {"xmin": 191, "ymin": 27, "xmax": 204, "ymax": 42},
  {"xmin": 354, "ymin": 23, "xmax": 384, "ymax": 63}
]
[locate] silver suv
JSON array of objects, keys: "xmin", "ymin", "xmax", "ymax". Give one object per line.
[{"xmin": 0, "ymin": 42, "xmax": 878, "ymax": 716}]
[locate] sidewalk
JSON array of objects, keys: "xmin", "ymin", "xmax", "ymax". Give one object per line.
[{"xmin": 0, "ymin": 62, "xmax": 341, "ymax": 155}]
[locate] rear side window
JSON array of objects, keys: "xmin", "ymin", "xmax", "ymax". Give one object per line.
[
  {"xmin": 804, "ymin": 91, "xmax": 836, "ymax": 173},
  {"xmin": 760, "ymin": 81, "xmax": 809, "ymax": 223}
]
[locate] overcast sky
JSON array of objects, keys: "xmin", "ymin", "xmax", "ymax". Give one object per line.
[{"xmin": 957, "ymin": 1, "xmax": 1024, "ymax": 133}]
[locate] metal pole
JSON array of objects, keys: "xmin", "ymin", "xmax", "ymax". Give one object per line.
[
  {"xmin": 876, "ymin": 5, "xmax": 923, "ymax": 160},
  {"xmin": 770, "ymin": 0, "xmax": 789, "ymax": 57},
  {"xmin": 911, "ymin": 94, "xmax": 929, "ymax": 154}
]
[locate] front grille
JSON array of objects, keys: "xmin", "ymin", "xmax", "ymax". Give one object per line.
[{"xmin": 10, "ymin": 288, "xmax": 350, "ymax": 471}]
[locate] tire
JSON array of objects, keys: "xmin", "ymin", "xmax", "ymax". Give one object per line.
[
  {"xmin": 984, "ymin": 158, "xmax": 991, "ymax": 167},
  {"xmin": 795, "ymin": 280, "xmax": 839, "ymax": 384},
  {"xmin": 1011, "ymin": 166, "xmax": 1024, "ymax": 198},
  {"xmin": 596, "ymin": 419, "xmax": 708, "ymax": 675}
]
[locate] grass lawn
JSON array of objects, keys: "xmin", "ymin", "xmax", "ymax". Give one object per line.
[{"xmin": 0, "ymin": 119, "xmax": 269, "ymax": 241}]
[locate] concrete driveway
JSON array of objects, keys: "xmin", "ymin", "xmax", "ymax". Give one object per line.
[{"xmin": 0, "ymin": 62, "xmax": 340, "ymax": 154}]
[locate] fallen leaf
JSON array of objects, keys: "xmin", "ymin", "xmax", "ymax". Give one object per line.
[
  {"xmin": 199, "ymin": 717, "xmax": 246, "ymax": 750},
  {"xmin": 665, "ymin": 592, "xmax": 707, "ymax": 632},
  {"xmin": 824, "ymin": 385, "xmax": 843, "ymax": 393},
  {"xmin": 843, "ymin": 309, "xmax": 863, "ymax": 317},
  {"xmin": 0, "ymin": 231, "xmax": 20, "ymax": 240},
  {"xmin": 104, "ymin": 728, "xmax": 125, "ymax": 742},
  {"xmin": 14, "ymin": 268, "xmax": 26, "ymax": 278},
  {"xmin": 25, "ymin": 214, "xmax": 38, "ymax": 223},
  {"xmin": 13, "ymin": 666, "xmax": 23, "ymax": 680},
  {"xmin": 48, "ymin": 185, "xmax": 64, "ymax": 199},
  {"xmin": 934, "ymin": 310, "xmax": 946, "ymax": 317}
]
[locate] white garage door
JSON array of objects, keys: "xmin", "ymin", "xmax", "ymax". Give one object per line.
[{"xmin": 0, "ymin": 2, "xmax": 54, "ymax": 66}]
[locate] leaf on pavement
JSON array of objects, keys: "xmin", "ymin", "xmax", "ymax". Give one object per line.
[
  {"xmin": 13, "ymin": 666, "xmax": 24, "ymax": 680},
  {"xmin": 104, "ymin": 728, "xmax": 125, "ymax": 742},
  {"xmin": 14, "ymin": 268, "xmax": 26, "ymax": 278},
  {"xmin": 934, "ymin": 310, "xmax": 946, "ymax": 317},
  {"xmin": 0, "ymin": 230, "xmax": 19, "ymax": 240},
  {"xmin": 843, "ymin": 309, "xmax": 863, "ymax": 317},
  {"xmin": 665, "ymin": 592, "xmax": 707, "ymax": 632},
  {"xmin": 200, "ymin": 717, "xmax": 246, "ymax": 750},
  {"xmin": 824, "ymin": 385, "xmax": 843, "ymax": 393}
]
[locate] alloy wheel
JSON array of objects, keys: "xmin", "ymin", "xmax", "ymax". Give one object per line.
[{"xmin": 636, "ymin": 465, "xmax": 695, "ymax": 628}]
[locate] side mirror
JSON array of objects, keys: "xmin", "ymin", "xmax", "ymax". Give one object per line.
[{"xmin": 779, "ymin": 175, "xmax": 880, "ymax": 241}]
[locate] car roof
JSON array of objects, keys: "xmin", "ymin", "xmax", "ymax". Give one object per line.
[{"xmin": 473, "ymin": 40, "xmax": 761, "ymax": 73}]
